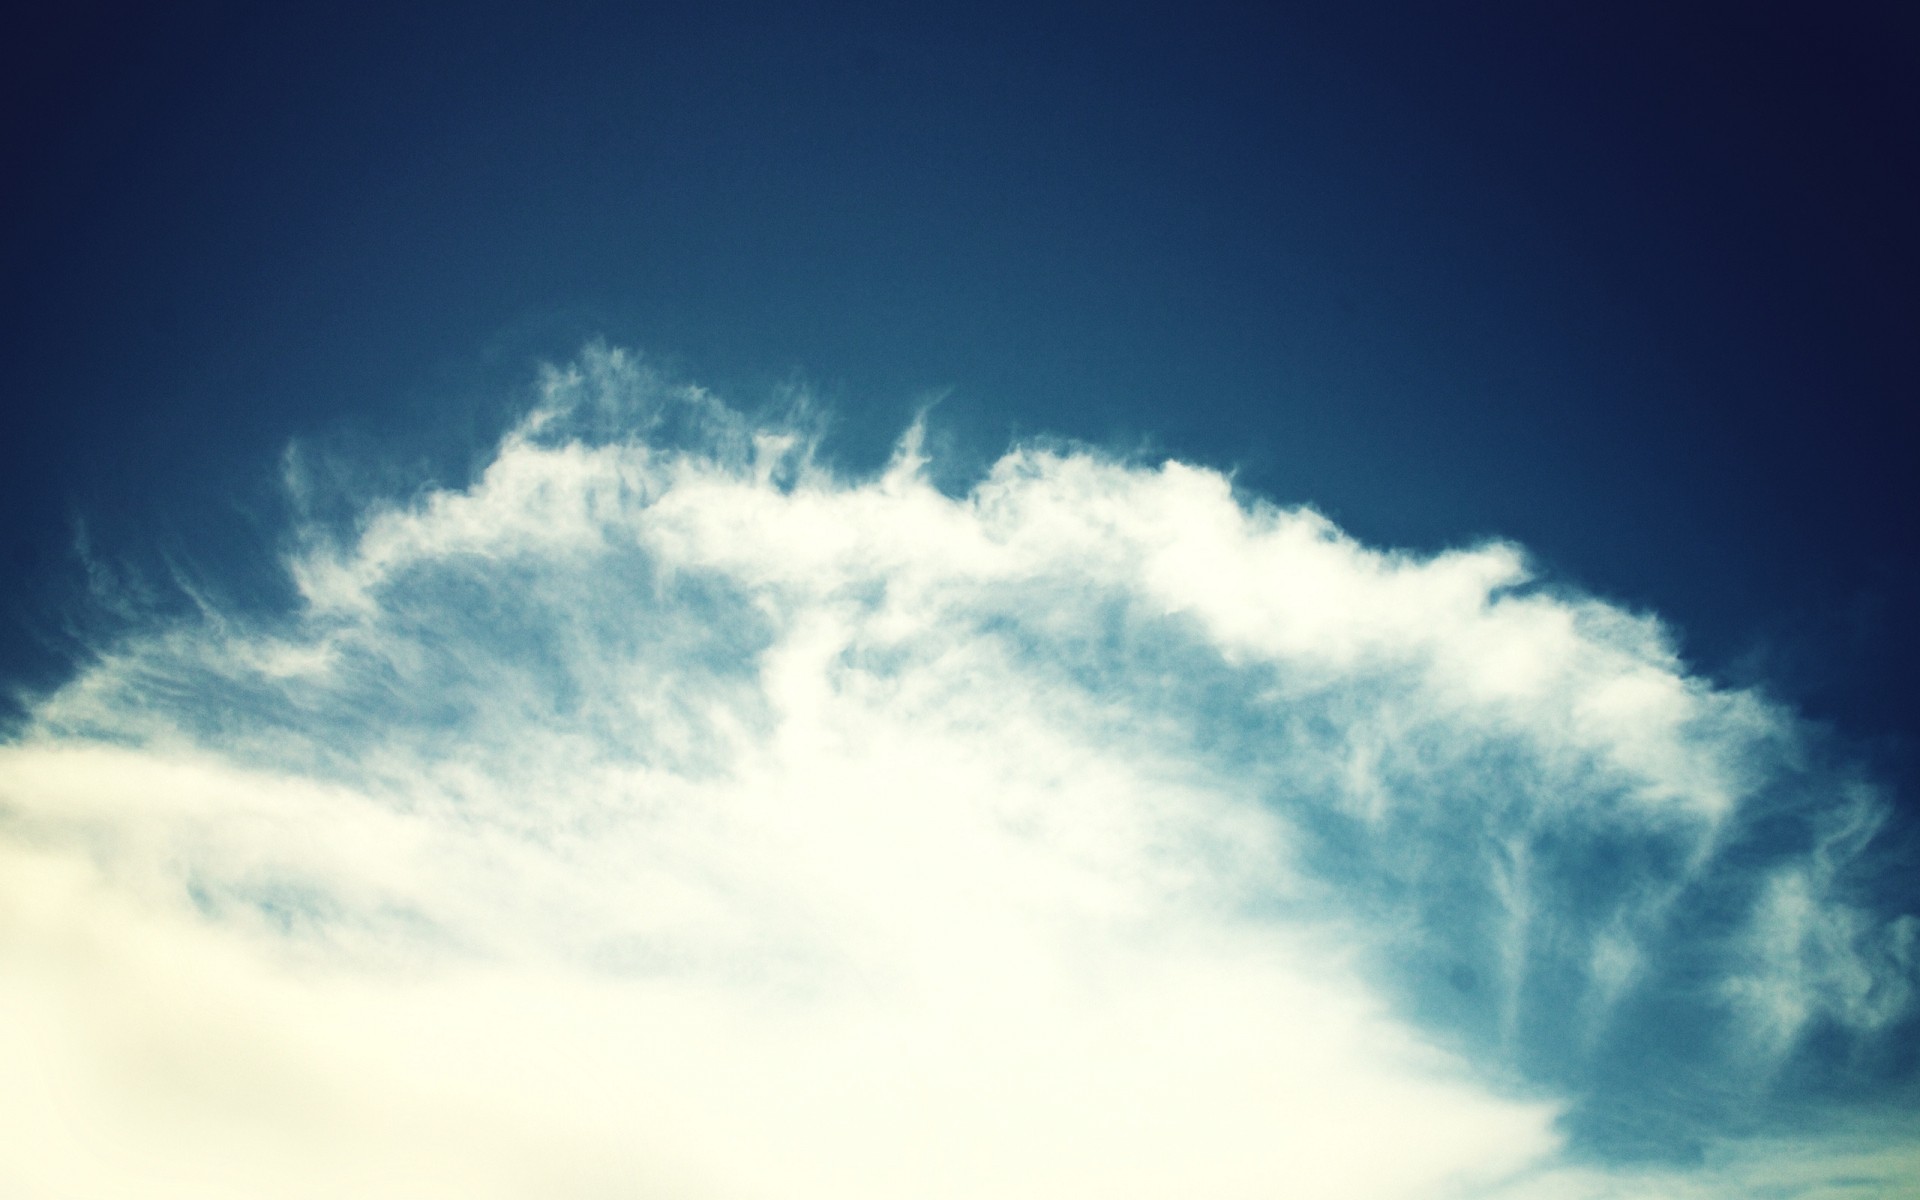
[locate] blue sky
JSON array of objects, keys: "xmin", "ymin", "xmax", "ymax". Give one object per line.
[{"xmin": 3, "ymin": 4, "xmax": 1917, "ymax": 1196}]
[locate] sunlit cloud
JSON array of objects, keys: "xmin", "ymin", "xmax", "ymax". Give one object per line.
[{"xmin": 2, "ymin": 347, "xmax": 1913, "ymax": 1198}]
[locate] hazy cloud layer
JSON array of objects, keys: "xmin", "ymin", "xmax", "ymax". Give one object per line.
[{"xmin": 3, "ymin": 348, "xmax": 1914, "ymax": 1197}]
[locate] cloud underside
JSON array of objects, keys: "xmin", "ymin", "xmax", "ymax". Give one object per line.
[{"xmin": 2, "ymin": 349, "xmax": 1914, "ymax": 1198}]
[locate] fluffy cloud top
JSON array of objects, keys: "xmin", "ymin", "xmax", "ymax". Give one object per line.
[{"xmin": 2, "ymin": 348, "xmax": 1914, "ymax": 1198}]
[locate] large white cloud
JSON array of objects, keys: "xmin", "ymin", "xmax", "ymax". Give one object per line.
[{"xmin": 2, "ymin": 347, "xmax": 1913, "ymax": 1198}]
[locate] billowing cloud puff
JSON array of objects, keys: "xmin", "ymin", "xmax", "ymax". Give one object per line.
[{"xmin": 2, "ymin": 347, "xmax": 1914, "ymax": 1198}]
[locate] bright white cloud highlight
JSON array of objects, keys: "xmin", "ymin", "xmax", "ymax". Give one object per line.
[{"xmin": 2, "ymin": 347, "xmax": 1913, "ymax": 1198}]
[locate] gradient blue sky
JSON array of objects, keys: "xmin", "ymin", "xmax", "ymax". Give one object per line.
[{"xmin": 3, "ymin": 4, "xmax": 1918, "ymax": 1197}]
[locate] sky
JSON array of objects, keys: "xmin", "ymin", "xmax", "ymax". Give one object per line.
[{"xmin": 2, "ymin": 3, "xmax": 1918, "ymax": 1198}]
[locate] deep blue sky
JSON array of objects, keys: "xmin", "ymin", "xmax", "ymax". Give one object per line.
[{"xmin": 5, "ymin": 1, "xmax": 1917, "ymax": 797}]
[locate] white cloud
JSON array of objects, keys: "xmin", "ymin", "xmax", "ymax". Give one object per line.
[{"xmin": 2, "ymin": 347, "xmax": 1913, "ymax": 1197}]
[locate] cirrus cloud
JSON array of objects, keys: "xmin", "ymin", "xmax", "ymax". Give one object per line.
[{"xmin": 2, "ymin": 347, "xmax": 1914, "ymax": 1198}]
